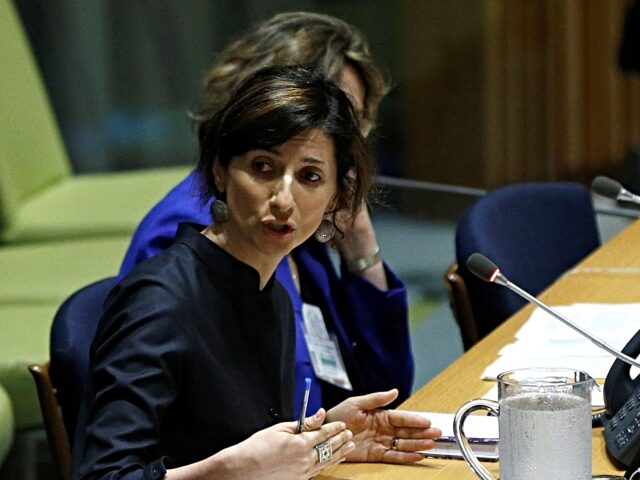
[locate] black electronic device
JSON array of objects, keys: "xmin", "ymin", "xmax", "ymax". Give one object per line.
[
  {"xmin": 466, "ymin": 253, "xmax": 640, "ymax": 467},
  {"xmin": 602, "ymin": 330, "xmax": 640, "ymax": 467}
]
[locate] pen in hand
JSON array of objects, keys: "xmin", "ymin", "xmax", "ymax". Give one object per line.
[{"xmin": 296, "ymin": 377, "xmax": 312, "ymax": 434}]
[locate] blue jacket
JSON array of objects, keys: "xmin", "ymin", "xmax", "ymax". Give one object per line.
[{"xmin": 119, "ymin": 171, "xmax": 414, "ymax": 407}]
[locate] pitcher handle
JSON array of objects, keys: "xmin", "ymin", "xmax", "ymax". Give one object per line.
[{"xmin": 453, "ymin": 399, "xmax": 499, "ymax": 480}]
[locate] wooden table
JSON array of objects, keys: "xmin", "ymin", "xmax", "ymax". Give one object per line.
[{"xmin": 319, "ymin": 219, "xmax": 640, "ymax": 479}]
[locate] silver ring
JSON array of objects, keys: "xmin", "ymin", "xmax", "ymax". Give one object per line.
[
  {"xmin": 391, "ymin": 438, "xmax": 399, "ymax": 451},
  {"xmin": 315, "ymin": 440, "xmax": 333, "ymax": 463}
]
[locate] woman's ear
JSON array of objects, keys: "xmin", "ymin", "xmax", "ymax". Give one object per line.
[{"xmin": 212, "ymin": 160, "xmax": 227, "ymax": 194}]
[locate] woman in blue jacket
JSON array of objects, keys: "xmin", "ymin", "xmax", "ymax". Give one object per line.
[{"xmin": 119, "ymin": 12, "xmax": 413, "ymax": 417}]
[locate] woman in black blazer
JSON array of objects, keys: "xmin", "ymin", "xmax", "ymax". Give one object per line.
[{"xmin": 72, "ymin": 65, "xmax": 441, "ymax": 480}]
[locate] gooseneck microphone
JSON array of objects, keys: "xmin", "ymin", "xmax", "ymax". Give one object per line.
[
  {"xmin": 466, "ymin": 253, "xmax": 640, "ymax": 369},
  {"xmin": 592, "ymin": 175, "xmax": 640, "ymax": 205}
]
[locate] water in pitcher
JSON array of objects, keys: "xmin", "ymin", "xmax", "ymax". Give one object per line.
[{"xmin": 499, "ymin": 391, "xmax": 591, "ymax": 480}]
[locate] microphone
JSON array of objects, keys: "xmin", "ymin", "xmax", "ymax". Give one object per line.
[
  {"xmin": 592, "ymin": 175, "xmax": 640, "ymax": 205},
  {"xmin": 466, "ymin": 253, "xmax": 640, "ymax": 369}
]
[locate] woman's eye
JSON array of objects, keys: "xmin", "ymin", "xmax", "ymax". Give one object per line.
[
  {"xmin": 301, "ymin": 170, "xmax": 322, "ymax": 183},
  {"xmin": 252, "ymin": 160, "xmax": 273, "ymax": 173}
]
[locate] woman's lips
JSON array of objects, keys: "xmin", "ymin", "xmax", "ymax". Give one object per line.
[{"xmin": 262, "ymin": 222, "xmax": 295, "ymax": 241}]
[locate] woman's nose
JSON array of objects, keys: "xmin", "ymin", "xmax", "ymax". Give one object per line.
[{"xmin": 270, "ymin": 175, "xmax": 295, "ymax": 214}]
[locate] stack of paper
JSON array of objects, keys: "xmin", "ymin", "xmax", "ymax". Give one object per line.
[
  {"xmin": 481, "ymin": 303, "xmax": 640, "ymax": 381},
  {"xmin": 400, "ymin": 411, "xmax": 499, "ymax": 461}
]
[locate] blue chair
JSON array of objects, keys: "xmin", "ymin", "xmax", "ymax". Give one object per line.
[
  {"xmin": 50, "ymin": 277, "xmax": 117, "ymax": 443},
  {"xmin": 29, "ymin": 277, "xmax": 116, "ymax": 480},
  {"xmin": 451, "ymin": 182, "xmax": 600, "ymax": 348}
]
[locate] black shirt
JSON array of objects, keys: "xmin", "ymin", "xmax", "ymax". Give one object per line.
[{"xmin": 72, "ymin": 223, "xmax": 295, "ymax": 479}]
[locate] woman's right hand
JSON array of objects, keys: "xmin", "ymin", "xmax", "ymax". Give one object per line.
[{"xmin": 173, "ymin": 409, "xmax": 355, "ymax": 480}]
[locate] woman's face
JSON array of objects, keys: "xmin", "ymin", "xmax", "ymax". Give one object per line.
[{"xmin": 214, "ymin": 128, "xmax": 338, "ymax": 262}]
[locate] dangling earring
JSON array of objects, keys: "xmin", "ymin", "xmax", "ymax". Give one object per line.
[
  {"xmin": 314, "ymin": 219, "xmax": 335, "ymax": 243},
  {"xmin": 210, "ymin": 198, "xmax": 229, "ymax": 222}
]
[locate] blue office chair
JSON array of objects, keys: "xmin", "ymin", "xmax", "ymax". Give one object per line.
[
  {"xmin": 50, "ymin": 277, "xmax": 117, "ymax": 442},
  {"xmin": 452, "ymin": 182, "xmax": 600, "ymax": 348},
  {"xmin": 29, "ymin": 277, "xmax": 116, "ymax": 480}
]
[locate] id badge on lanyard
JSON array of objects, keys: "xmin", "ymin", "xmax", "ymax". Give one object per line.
[{"xmin": 302, "ymin": 303, "xmax": 352, "ymax": 391}]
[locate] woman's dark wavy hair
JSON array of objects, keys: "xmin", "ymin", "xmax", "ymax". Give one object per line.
[{"xmin": 197, "ymin": 65, "xmax": 375, "ymax": 223}]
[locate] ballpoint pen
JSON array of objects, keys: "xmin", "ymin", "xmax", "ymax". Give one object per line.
[{"xmin": 296, "ymin": 377, "xmax": 312, "ymax": 434}]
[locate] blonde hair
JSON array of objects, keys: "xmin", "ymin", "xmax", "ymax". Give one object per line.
[{"xmin": 193, "ymin": 12, "xmax": 390, "ymax": 133}]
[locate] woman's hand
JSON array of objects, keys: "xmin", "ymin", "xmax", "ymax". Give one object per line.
[
  {"xmin": 189, "ymin": 409, "xmax": 355, "ymax": 480},
  {"xmin": 331, "ymin": 204, "xmax": 377, "ymax": 257},
  {"xmin": 325, "ymin": 389, "xmax": 442, "ymax": 464}
]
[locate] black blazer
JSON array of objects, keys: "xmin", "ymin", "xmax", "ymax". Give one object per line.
[{"xmin": 72, "ymin": 223, "xmax": 295, "ymax": 479}]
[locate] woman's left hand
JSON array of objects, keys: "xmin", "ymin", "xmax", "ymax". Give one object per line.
[
  {"xmin": 325, "ymin": 389, "xmax": 442, "ymax": 464},
  {"xmin": 331, "ymin": 204, "xmax": 377, "ymax": 258}
]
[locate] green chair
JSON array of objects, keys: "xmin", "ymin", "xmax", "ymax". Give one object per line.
[
  {"xmin": 0, "ymin": 384, "xmax": 14, "ymax": 467},
  {"xmin": 0, "ymin": 0, "xmax": 189, "ymax": 243},
  {"xmin": 0, "ymin": 236, "xmax": 129, "ymax": 305},
  {"xmin": 0, "ymin": 304, "xmax": 57, "ymax": 430},
  {"xmin": 0, "ymin": 236, "xmax": 129, "ymax": 430}
]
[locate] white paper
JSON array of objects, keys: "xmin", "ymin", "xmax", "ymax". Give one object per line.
[
  {"xmin": 481, "ymin": 354, "xmax": 615, "ymax": 380},
  {"xmin": 398, "ymin": 410, "xmax": 498, "ymax": 441},
  {"xmin": 398, "ymin": 410, "xmax": 499, "ymax": 460},
  {"xmin": 482, "ymin": 303, "xmax": 640, "ymax": 382},
  {"xmin": 515, "ymin": 303, "xmax": 640, "ymax": 345},
  {"xmin": 499, "ymin": 341, "xmax": 610, "ymax": 358}
]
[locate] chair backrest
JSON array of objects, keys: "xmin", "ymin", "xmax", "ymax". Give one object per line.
[
  {"xmin": 0, "ymin": 0, "xmax": 70, "ymax": 231},
  {"xmin": 28, "ymin": 362, "xmax": 70, "ymax": 480},
  {"xmin": 49, "ymin": 277, "xmax": 117, "ymax": 445},
  {"xmin": 443, "ymin": 261, "xmax": 478, "ymax": 350},
  {"xmin": 455, "ymin": 182, "xmax": 600, "ymax": 343},
  {"xmin": 29, "ymin": 277, "xmax": 116, "ymax": 480}
]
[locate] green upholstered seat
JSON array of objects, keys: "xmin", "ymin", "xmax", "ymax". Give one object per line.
[
  {"xmin": 0, "ymin": 304, "xmax": 56, "ymax": 430},
  {"xmin": 3, "ymin": 167, "xmax": 189, "ymax": 243},
  {"xmin": 0, "ymin": 384, "xmax": 14, "ymax": 465},
  {"xmin": 0, "ymin": 0, "xmax": 189, "ymax": 244},
  {"xmin": 0, "ymin": 236, "xmax": 129, "ymax": 430},
  {"xmin": 0, "ymin": 236, "xmax": 129, "ymax": 304}
]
